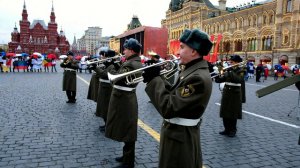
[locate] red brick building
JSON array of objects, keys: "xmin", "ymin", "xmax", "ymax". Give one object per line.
[{"xmin": 8, "ymin": 1, "xmax": 70, "ymax": 55}]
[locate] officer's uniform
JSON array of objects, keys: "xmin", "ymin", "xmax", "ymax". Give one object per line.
[
  {"xmin": 60, "ymin": 51, "xmax": 79, "ymax": 103},
  {"xmin": 144, "ymin": 29, "xmax": 213, "ymax": 168},
  {"xmin": 215, "ymin": 55, "xmax": 246, "ymax": 137},
  {"xmin": 95, "ymin": 64, "xmax": 114, "ymax": 118},
  {"xmin": 87, "ymin": 72, "xmax": 99, "ymax": 102},
  {"xmin": 105, "ymin": 54, "xmax": 142, "ymax": 166},
  {"xmin": 94, "ymin": 49, "xmax": 118, "ymax": 130},
  {"xmin": 105, "ymin": 39, "xmax": 143, "ymax": 168}
]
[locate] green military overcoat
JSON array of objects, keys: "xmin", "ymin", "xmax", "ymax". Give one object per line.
[
  {"xmin": 87, "ymin": 73, "xmax": 99, "ymax": 102},
  {"xmin": 60, "ymin": 60, "xmax": 79, "ymax": 92},
  {"xmin": 95, "ymin": 64, "xmax": 114, "ymax": 119},
  {"xmin": 105, "ymin": 54, "xmax": 143, "ymax": 142},
  {"xmin": 145, "ymin": 59, "xmax": 212, "ymax": 168},
  {"xmin": 215, "ymin": 67, "xmax": 246, "ymax": 119}
]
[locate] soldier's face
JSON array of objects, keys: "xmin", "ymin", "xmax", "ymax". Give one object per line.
[
  {"xmin": 123, "ymin": 48, "xmax": 133, "ymax": 59},
  {"xmin": 178, "ymin": 42, "xmax": 198, "ymax": 65}
]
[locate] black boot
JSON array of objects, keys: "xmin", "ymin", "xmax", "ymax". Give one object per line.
[
  {"xmin": 99, "ymin": 125, "xmax": 105, "ymax": 132},
  {"xmin": 115, "ymin": 156, "xmax": 123, "ymax": 163},
  {"xmin": 219, "ymin": 130, "xmax": 229, "ymax": 135}
]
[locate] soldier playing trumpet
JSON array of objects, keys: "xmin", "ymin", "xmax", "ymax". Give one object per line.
[
  {"xmin": 60, "ymin": 51, "xmax": 79, "ymax": 103},
  {"xmin": 105, "ymin": 38, "xmax": 143, "ymax": 168},
  {"xmin": 142, "ymin": 29, "xmax": 213, "ymax": 168},
  {"xmin": 215, "ymin": 55, "xmax": 246, "ymax": 137},
  {"xmin": 93, "ymin": 49, "xmax": 119, "ymax": 132}
]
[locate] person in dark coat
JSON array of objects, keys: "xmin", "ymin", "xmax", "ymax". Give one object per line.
[
  {"xmin": 142, "ymin": 29, "xmax": 213, "ymax": 168},
  {"xmin": 94, "ymin": 49, "xmax": 118, "ymax": 132},
  {"xmin": 60, "ymin": 51, "xmax": 79, "ymax": 103},
  {"xmin": 105, "ymin": 38, "xmax": 143, "ymax": 168},
  {"xmin": 255, "ymin": 63, "xmax": 263, "ymax": 82},
  {"xmin": 87, "ymin": 64, "xmax": 100, "ymax": 102},
  {"xmin": 215, "ymin": 55, "xmax": 246, "ymax": 137}
]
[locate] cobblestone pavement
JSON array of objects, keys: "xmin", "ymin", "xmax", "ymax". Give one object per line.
[{"xmin": 0, "ymin": 67, "xmax": 299, "ymax": 168}]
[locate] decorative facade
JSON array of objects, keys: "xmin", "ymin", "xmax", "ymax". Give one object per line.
[
  {"xmin": 8, "ymin": 1, "xmax": 70, "ymax": 55},
  {"xmin": 162, "ymin": 0, "xmax": 300, "ymax": 64}
]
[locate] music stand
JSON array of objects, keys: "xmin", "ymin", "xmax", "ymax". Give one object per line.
[{"xmin": 288, "ymin": 81, "xmax": 300, "ymax": 120}]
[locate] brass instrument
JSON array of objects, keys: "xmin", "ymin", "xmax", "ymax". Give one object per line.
[
  {"xmin": 211, "ymin": 60, "xmax": 247, "ymax": 79},
  {"xmin": 63, "ymin": 58, "xmax": 70, "ymax": 65},
  {"xmin": 108, "ymin": 58, "xmax": 180, "ymax": 85},
  {"xmin": 86, "ymin": 55, "xmax": 123, "ymax": 65}
]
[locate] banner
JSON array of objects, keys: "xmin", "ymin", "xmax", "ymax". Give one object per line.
[
  {"xmin": 169, "ymin": 40, "xmax": 180, "ymax": 55},
  {"xmin": 210, "ymin": 34, "xmax": 223, "ymax": 63}
]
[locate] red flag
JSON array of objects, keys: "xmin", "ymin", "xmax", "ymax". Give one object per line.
[
  {"xmin": 204, "ymin": 35, "xmax": 215, "ymax": 61},
  {"xmin": 170, "ymin": 40, "xmax": 180, "ymax": 55},
  {"xmin": 210, "ymin": 34, "xmax": 222, "ymax": 63}
]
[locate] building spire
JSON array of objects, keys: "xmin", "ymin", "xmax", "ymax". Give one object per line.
[
  {"xmin": 23, "ymin": 0, "xmax": 26, "ymax": 10},
  {"xmin": 50, "ymin": 0, "xmax": 56, "ymax": 23},
  {"xmin": 51, "ymin": 0, "xmax": 54, "ymax": 12},
  {"xmin": 22, "ymin": 0, "xmax": 28, "ymax": 21}
]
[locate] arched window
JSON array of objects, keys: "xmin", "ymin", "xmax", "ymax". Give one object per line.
[
  {"xmin": 247, "ymin": 38, "xmax": 257, "ymax": 51},
  {"xmin": 287, "ymin": 0, "xmax": 292, "ymax": 13},
  {"xmin": 240, "ymin": 18, "xmax": 243, "ymax": 29},
  {"xmin": 262, "ymin": 36, "xmax": 273, "ymax": 50},
  {"xmin": 248, "ymin": 17, "xmax": 251, "ymax": 26},
  {"xmin": 263, "ymin": 15, "xmax": 267, "ymax": 25},
  {"xmin": 270, "ymin": 14, "xmax": 274, "ymax": 24},
  {"xmin": 223, "ymin": 41, "xmax": 231, "ymax": 52},
  {"xmin": 235, "ymin": 40, "xmax": 243, "ymax": 51}
]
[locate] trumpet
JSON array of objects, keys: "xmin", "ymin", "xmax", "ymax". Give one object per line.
[
  {"xmin": 108, "ymin": 58, "xmax": 180, "ymax": 85},
  {"xmin": 63, "ymin": 58, "xmax": 70, "ymax": 65},
  {"xmin": 86, "ymin": 55, "xmax": 123, "ymax": 65},
  {"xmin": 211, "ymin": 60, "xmax": 247, "ymax": 78}
]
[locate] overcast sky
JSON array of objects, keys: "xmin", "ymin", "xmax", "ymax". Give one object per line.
[{"xmin": 0, "ymin": 0, "xmax": 268, "ymax": 44}]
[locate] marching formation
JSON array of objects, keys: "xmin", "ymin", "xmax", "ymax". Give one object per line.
[
  {"xmin": 59, "ymin": 29, "xmax": 209, "ymax": 168},
  {"xmin": 59, "ymin": 28, "xmax": 260, "ymax": 168}
]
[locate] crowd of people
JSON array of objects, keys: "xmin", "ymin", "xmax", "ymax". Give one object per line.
[{"xmin": 0, "ymin": 55, "xmax": 58, "ymax": 73}]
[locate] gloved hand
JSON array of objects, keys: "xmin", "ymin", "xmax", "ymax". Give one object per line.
[{"xmin": 142, "ymin": 65, "xmax": 161, "ymax": 83}]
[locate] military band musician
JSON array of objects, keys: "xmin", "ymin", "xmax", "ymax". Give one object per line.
[
  {"xmin": 142, "ymin": 29, "xmax": 213, "ymax": 168},
  {"xmin": 105, "ymin": 38, "xmax": 143, "ymax": 168},
  {"xmin": 215, "ymin": 55, "xmax": 246, "ymax": 137},
  {"xmin": 60, "ymin": 51, "xmax": 79, "ymax": 103}
]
